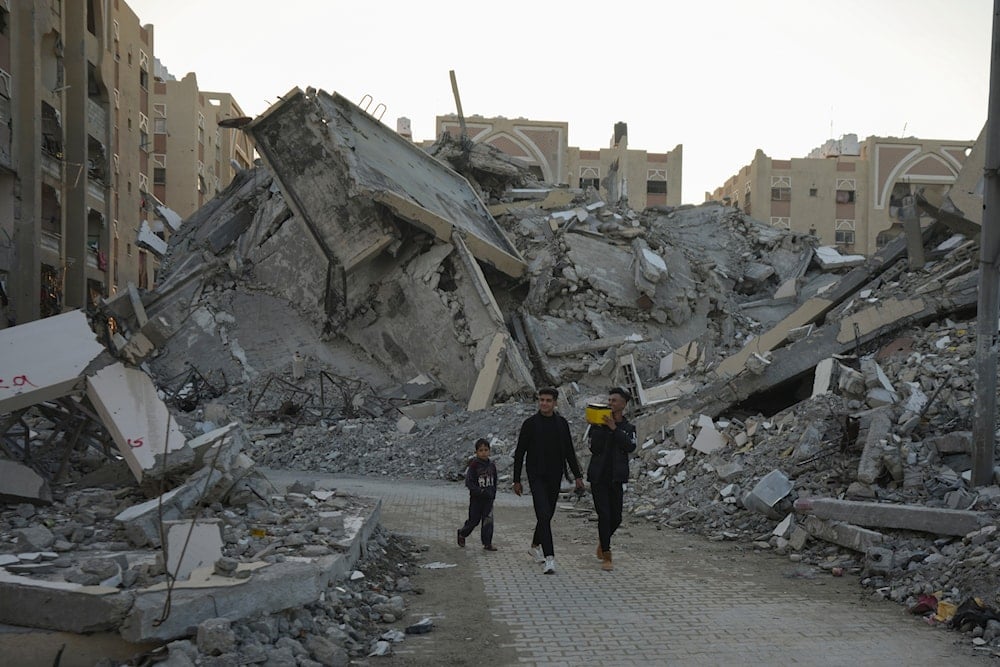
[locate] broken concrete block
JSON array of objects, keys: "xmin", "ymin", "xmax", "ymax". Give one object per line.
[
  {"xmin": 925, "ymin": 431, "xmax": 971, "ymax": 455},
  {"xmin": 317, "ymin": 511, "xmax": 345, "ymax": 535},
  {"xmin": 165, "ymin": 520, "xmax": 224, "ymax": 582},
  {"xmin": 787, "ymin": 527, "xmax": 810, "ymax": 550},
  {"xmin": 467, "ymin": 333, "xmax": 507, "ymax": 411},
  {"xmin": 0, "ymin": 460, "xmax": 53, "ymax": 505},
  {"xmin": 86, "ymin": 362, "xmax": 192, "ymax": 482},
  {"xmin": 864, "ymin": 546, "xmax": 898, "ymax": 575},
  {"xmin": 811, "ymin": 358, "xmax": 835, "ymax": 397},
  {"xmin": 0, "ymin": 310, "xmax": 106, "ymax": 413},
  {"xmin": 772, "ymin": 514, "xmax": 794, "ymax": 538},
  {"xmin": 120, "ymin": 332, "xmax": 155, "ymax": 364},
  {"xmin": 856, "ymin": 409, "xmax": 893, "ymax": 485},
  {"xmin": 793, "ymin": 497, "xmax": 989, "ymax": 536},
  {"xmin": 801, "ymin": 516, "xmax": 885, "ymax": 552},
  {"xmin": 714, "ymin": 461, "xmax": 744, "ymax": 481},
  {"xmin": 197, "ymin": 617, "xmax": 236, "ymax": 656},
  {"xmin": 15, "ymin": 526, "xmax": 55, "ymax": 551},
  {"xmin": 396, "ymin": 415, "xmax": 416, "ymax": 434},
  {"xmin": 742, "ymin": 470, "xmax": 794, "ymax": 520},
  {"xmin": 657, "ymin": 450, "xmax": 686, "ymax": 467},
  {"xmin": 658, "ymin": 342, "xmax": 700, "ymax": 379}
]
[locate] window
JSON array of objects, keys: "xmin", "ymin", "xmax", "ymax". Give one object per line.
[
  {"xmin": 836, "ymin": 189, "xmax": 855, "ymax": 204},
  {"xmin": 139, "ymin": 68, "xmax": 148, "ymax": 89},
  {"xmin": 809, "ymin": 188, "xmax": 817, "ymax": 197},
  {"xmin": 139, "ymin": 130, "xmax": 149, "ymax": 152},
  {"xmin": 771, "ymin": 187, "xmax": 791, "ymax": 201},
  {"xmin": 154, "ymin": 117, "xmax": 166, "ymax": 134},
  {"xmin": 580, "ymin": 178, "xmax": 600, "ymax": 190},
  {"xmin": 646, "ymin": 180, "xmax": 667, "ymax": 194},
  {"xmin": 835, "ymin": 229, "xmax": 855, "ymax": 245}
]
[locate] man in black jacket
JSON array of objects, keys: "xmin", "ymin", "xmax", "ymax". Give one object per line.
[
  {"xmin": 513, "ymin": 387, "xmax": 584, "ymax": 574},
  {"xmin": 587, "ymin": 387, "xmax": 637, "ymax": 571}
]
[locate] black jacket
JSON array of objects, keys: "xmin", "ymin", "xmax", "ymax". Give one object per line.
[
  {"xmin": 465, "ymin": 457, "xmax": 498, "ymax": 500},
  {"xmin": 513, "ymin": 412, "xmax": 582, "ymax": 483},
  {"xmin": 586, "ymin": 416, "xmax": 637, "ymax": 484}
]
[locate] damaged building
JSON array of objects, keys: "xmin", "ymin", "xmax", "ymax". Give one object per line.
[{"xmin": 1, "ymin": 82, "xmax": 998, "ymax": 664}]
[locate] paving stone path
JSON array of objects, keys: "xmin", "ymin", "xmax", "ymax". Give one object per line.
[{"xmin": 268, "ymin": 472, "xmax": 989, "ymax": 666}]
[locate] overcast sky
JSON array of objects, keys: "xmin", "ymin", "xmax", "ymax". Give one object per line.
[{"xmin": 126, "ymin": 0, "xmax": 992, "ymax": 204}]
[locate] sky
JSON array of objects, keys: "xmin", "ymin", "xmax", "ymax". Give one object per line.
[{"xmin": 126, "ymin": 0, "xmax": 993, "ymax": 204}]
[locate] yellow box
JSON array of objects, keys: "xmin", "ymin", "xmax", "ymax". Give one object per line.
[{"xmin": 586, "ymin": 403, "xmax": 612, "ymax": 425}]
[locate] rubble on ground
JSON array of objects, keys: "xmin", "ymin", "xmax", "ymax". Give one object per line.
[{"xmin": 2, "ymin": 85, "xmax": 999, "ymax": 657}]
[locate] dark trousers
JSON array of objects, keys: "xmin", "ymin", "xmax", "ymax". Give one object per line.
[
  {"xmin": 528, "ymin": 476, "xmax": 561, "ymax": 557},
  {"xmin": 591, "ymin": 480, "xmax": 624, "ymax": 551},
  {"xmin": 459, "ymin": 495, "xmax": 494, "ymax": 546}
]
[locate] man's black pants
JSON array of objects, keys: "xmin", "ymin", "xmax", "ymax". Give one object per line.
[
  {"xmin": 591, "ymin": 480, "xmax": 624, "ymax": 551},
  {"xmin": 528, "ymin": 475, "xmax": 561, "ymax": 557}
]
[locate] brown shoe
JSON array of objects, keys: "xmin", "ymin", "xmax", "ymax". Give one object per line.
[
  {"xmin": 457, "ymin": 530, "xmax": 465, "ymax": 547},
  {"xmin": 596, "ymin": 545, "xmax": 604, "ymax": 560},
  {"xmin": 483, "ymin": 544, "xmax": 498, "ymax": 551},
  {"xmin": 601, "ymin": 550, "xmax": 613, "ymax": 571}
]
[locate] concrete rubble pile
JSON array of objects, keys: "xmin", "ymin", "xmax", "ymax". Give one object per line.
[
  {"xmin": 4, "ymin": 83, "xmax": 1000, "ymax": 660},
  {"xmin": 0, "ymin": 284, "xmax": 419, "ymax": 661}
]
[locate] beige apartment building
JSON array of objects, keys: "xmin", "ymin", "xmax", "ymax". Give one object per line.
[
  {"xmin": 151, "ymin": 67, "xmax": 254, "ymax": 220},
  {"xmin": 434, "ymin": 115, "xmax": 683, "ymax": 211},
  {"xmin": 707, "ymin": 134, "xmax": 974, "ymax": 256},
  {"xmin": 0, "ymin": 0, "xmax": 151, "ymax": 326},
  {"xmin": 0, "ymin": 0, "xmax": 252, "ymax": 328}
]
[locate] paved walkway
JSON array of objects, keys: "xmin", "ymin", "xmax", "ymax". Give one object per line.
[{"xmin": 266, "ymin": 472, "xmax": 989, "ymax": 666}]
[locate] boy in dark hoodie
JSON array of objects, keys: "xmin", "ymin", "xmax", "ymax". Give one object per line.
[{"xmin": 457, "ymin": 438, "xmax": 498, "ymax": 551}]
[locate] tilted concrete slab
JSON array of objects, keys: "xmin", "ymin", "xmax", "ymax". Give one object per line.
[
  {"xmin": 246, "ymin": 88, "xmax": 524, "ymax": 279},
  {"xmin": 86, "ymin": 363, "xmax": 191, "ymax": 482},
  {"xmin": 0, "ymin": 310, "xmax": 105, "ymax": 413}
]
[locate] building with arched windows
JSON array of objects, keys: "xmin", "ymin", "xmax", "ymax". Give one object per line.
[
  {"xmin": 432, "ymin": 115, "xmax": 683, "ymax": 212},
  {"xmin": 707, "ymin": 133, "xmax": 974, "ymax": 256}
]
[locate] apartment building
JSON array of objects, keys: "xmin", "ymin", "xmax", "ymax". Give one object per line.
[
  {"xmin": 434, "ymin": 115, "xmax": 683, "ymax": 211},
  {"xmin": 0, "ymin": 1, "xmax": 252, "ymax": 329},
  {"xmin": 0, "ymin": 0, "xmax": 148, "ymax": 327},
  {"xmin": 707, "ymin": 134, "xmax": 974, "ymax": 256},
  {"xmin": 151, "ymin": 66, "xmax": 254, "ymax": 221}
]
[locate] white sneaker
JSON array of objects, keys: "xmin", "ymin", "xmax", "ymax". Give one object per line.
[
  {"xmin": 542, "ymin": 556, "xmax": 556, "ymax": 574},
  {"xmin": 529, "ymin": 545, "xmax": 544, "ymax": 563}
]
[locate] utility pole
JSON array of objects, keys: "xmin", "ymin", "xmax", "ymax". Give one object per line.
[{"xmin": 972, "ymin": 0, "xmax": 1000, "ymax": 487}]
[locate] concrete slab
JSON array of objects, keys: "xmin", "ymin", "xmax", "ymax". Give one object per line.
[
  {"xmin": 120, "ymin": 499, "xmax": 380, "ymax": 643},
  {"xmin": 0, "ymin": 310, "xmax": 105, "ymax": 413},
  {"xmin": 246, "ymin": 88, "xmax": 524, "ymax": 278},
  {"xmin": 0, "ymin": 460, "xmax": 53, "ymax": 505},
  {"xmin": 801, "ymin": 516, "xmax": 886, "ymax": 552},
  {"xmin": 165, "ymin": 520, "xmax": 224, "ymax": 581},
  {"xmin": 794, "ymin": 497, "xmax": 989, "ymax": 536},
  {"xmin": 86, "ymin": 363, "xmax": 191, "ymax": 482},
  {"xmin": 467, "ymin": 333, "xmax": 507, "ymax": 411}
]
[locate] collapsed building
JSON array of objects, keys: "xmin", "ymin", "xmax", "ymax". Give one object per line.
[{"xmin": 1, "ymin": 86, "xmax": 999, "ymax": 662}]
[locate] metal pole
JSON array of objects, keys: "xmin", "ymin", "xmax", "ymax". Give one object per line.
[
  {"xmin": 972, "ymin": 0, "xmax": 1000, "ymax": 487},
  {"xmin": 449, "ymin": 70, "xmax": 468, "ymax": 139}
]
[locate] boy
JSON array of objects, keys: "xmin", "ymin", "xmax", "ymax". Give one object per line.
[{"xmin": 457, "ymin": 438, "xmax": 498, "ymax": 551}]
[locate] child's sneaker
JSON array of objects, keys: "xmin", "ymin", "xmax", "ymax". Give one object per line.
[
  {"xmin": 542, "ymin": 556, "xmax": 556, "ymax": 574},
  {"xmin": 457, "ymin": 530, "xmax": 465, "ymax": 547},
  {"xmin": 483, "ymin": 544, "xmax": 498, "ymax": 551},
  {"xmin": 529, "ymin": 544, "xmax": 544, "ymax": 562}
]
